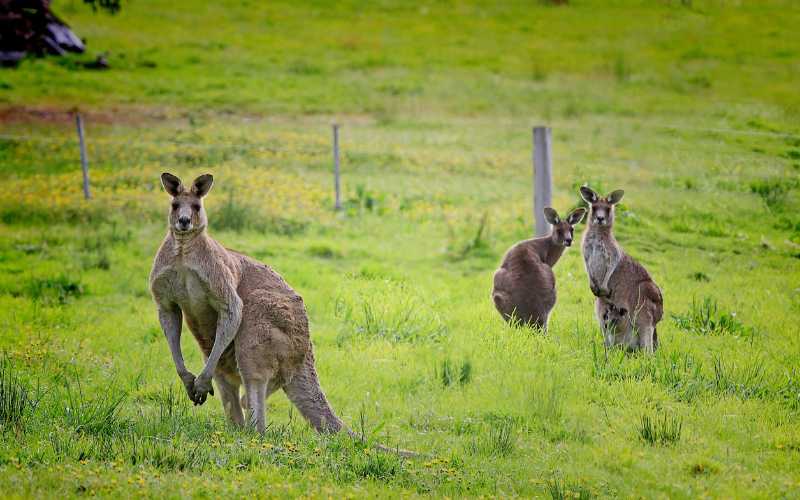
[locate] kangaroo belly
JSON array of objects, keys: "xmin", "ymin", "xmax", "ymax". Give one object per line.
[
  {"xmin": 167, "ymin": 267, "xmax": 241, "ymax": 377},
  {"xmin": 584, "ymin": 242, "xmax": 609, "ymax": 283}
]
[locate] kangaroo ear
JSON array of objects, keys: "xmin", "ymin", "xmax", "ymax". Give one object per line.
[
  {"xmin": 543, "ymin": 207, "xmax": 560, "ymax": 225},
  {"xmin": 607, "ymin": 190, "xmax": 625, "ymax": 204},
  {"xmin": 566, "ymin": 207, "xmax": 586, "ymax": 226},
  {"xmin": 161, "ymin": 172, "xmax": 183, "ymax": 196},
  {"xmin": 579, "ymin": 186, "xmax": 599, "ymax": 203},
  {"xmin": 191, "ymin": 174, "xmax": 214, "ymax": 198}
]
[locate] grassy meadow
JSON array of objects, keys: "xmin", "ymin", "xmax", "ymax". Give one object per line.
[{"xmin": 1, "ymin": 0, "xmax": 800, "ymax": 497}]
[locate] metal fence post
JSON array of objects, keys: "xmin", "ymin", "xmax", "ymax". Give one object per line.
[
  {"xmin": 333, "ymin": 123, "xmax": 341, "ymax": 210},
  {"xmin": 533, "ymin": 126, "xmax": 552, "ymax": 236},
  {"xmin": 76, "ymin": 113, "xmax": 91, "ymax": 200}
]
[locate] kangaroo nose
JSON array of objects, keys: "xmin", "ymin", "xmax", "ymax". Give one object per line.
[
  {"xmin": 178, "ymin": 216, "xmax": 190, "ymax": 227},
  {"xmin": 596, "ymin": 215, "xmax": 605, "ymax": 223}
]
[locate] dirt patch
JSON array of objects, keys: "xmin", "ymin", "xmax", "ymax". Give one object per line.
[
  {"xmin": 0, "ymin": 105, "xmax": 171, "ymax": 125},
  {"xmin": 0, "ymin": 104, "xmax": 380, "ymax": 128}
]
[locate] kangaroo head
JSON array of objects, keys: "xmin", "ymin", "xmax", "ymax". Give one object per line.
[
  {"xmin": 603, "ymin": 303, "xmax": 627, "ymax": 327},
  {"xmin": 579, "ymin": 186, "xmax": 624, "ymax": 228},
  {"xmin": 543, "ymin": 206, "xmax": 586, "ymax": 247},
  {"xmin": 160, "ymin": 172, "xmax": 214, "ymax": 235}
]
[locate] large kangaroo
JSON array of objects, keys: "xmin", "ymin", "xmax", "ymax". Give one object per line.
[
  {"xmin": 492, "ymin": 207, "xmax": 586, "ymax": 330},
  {"xmin": 579, "ymin": 186, "xmax": 663, "ymax": 352},
  {"xmin": 149, "ymin": 173, "xmax": 413, "ymax": 455}
]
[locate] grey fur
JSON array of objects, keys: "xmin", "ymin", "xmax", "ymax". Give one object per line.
[{"xmin": 492, "ymin": 207, "xmax": 586, "ymax": 330}]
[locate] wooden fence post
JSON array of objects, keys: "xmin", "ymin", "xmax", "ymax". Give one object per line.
[
  {"xmin": 75, "ymin": 113, "xmax": 91, "ymax": 200},
  {"xmin": 332, "ymin": 123, "xmax": 341, "ymax": 210},
  {"xmin": 533, "ymin": 126, "xmax": 552, "ymax": 236}
]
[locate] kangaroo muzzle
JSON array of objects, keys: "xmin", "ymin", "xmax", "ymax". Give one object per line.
[{"xmin": 175, "ymin": 206, "xmax": 193, "ymax": 232}]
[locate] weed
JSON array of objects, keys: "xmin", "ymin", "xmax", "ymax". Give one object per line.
[
  {"xmin": 750, "ymin": 178, "xmax": 797, "ymax": 212},
  {"xmin": 710, "ymin": 356, "xmax": 771, "ymax": 401},
  {"xmin": 212, "ymin": 191, "xmax": 308, "ymax": 235},
  {"xmin": 591, "ymin": 344, "xmax": 706, "ymax": 402},
  {"xmin": 0, "ymin": 360, "xmax": 32, "ymax": 428},
  {"xmin": 344, "ymin": 185, "xmax": 386, "ymax": 215},
  {"xmin": 613, "ymin": 53, "xmax": 630, "ymax": 82},
  {"xmin": 214, "ymin": 191, "xmax": 250, "ymax": 232},
  {"xmin": 60, "ymin": 377, "xmax": 127, "ymax": 436},
  {"xmin": 435, "ymin": 358, "xmax": 472, "ymax": 387},
  {"xmin": 438, "ymin": 359, "xmax": 455, "ymax": 387},
  {"xmin": 446, "ymin": 213, "xmax": 493, "ymax": 261},
  {"xmin": 689, "ymin": 271, "xmax": 710, "ymax": 282},
  {"xmin": 335, "ymin": 283, "xmax": 447, "ymax": 344},
  {"xmin": 459, "ymin": 360, "xmax": 472, "ymax": 386},
  {"xmin": 307, "ymin": 244, "xmax": 341, "ymax": 259},
  {"xmin": 25, "ymin": 275, "xmax": 84, "ymax": 304},
  {"xmin": 353, "ymin": 449, "xmax": 403, "ymax": 480},
  {"xmin": 547, "ymin": 474, "xmax": 594, "ymax": 500},
  {"xmin": 467, "ymin": 420, "xmax": 516, "ymax": 457},
  {"xmin": 671, "ymin": 297, "xmax": 754, "ymax": 337},
  {"xmin": 127, "ymin": 436, "xmax": 210, "ymax": 471},
  {"xmin": 638, "ymin": 412, "xmax": 683, "ymax": 446},
  {"xmin": 528, "ymin": 381, "xmax": 563, "ymax": 426},
  {"xmin": 777, "ymin": 368, "xmax": 800, "ymax": 411}
]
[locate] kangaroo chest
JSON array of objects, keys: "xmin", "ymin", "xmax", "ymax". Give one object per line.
[
  {"xmin": 583, "ymin": 232, "xmax": 619, "ymax": 283},
  {"xmin": 157, "ymin": 265, "xmax": 219, "ymax": 342}
]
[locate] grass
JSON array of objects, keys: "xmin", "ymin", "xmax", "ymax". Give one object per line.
[
  {"xmin": 638, "ymin": 412, "xmax": 683, "ymax": 446},
  {"xmin": 0, "ymin": 0, "xmax": 799, "ymax": 497},
  {"xmin": 672, "ymin": 297, "xmax": 756, "ymax": 338},
  {"xmin": 0, "ymin": 359, "xmax": 33, "ymax": 428}
]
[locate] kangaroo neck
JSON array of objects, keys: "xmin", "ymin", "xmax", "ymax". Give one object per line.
[
  {"xmin": 545, "ymin": 244, "xmax": 565, "ymax": 267},
  {"xmin": 169, "ymin": 228, "xmax": 209, "ymax": 258},
  {"xmin": 537, "ymin": 235, "xmax": 566, "ymax": 267},
  {"xmin": 588, "ymin": 223, "xmax": 615, "ymax": 242}
]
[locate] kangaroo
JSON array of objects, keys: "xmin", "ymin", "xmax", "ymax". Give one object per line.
[
  {"xmin": 598, "ymin": 301, "xmax": 629, "ymax": 348},
  {"xmin": 579, "ymin": 186, "xmax": 663, "ymax": 352},
  {"xmin": 149, "ymin": 173, "xmax": 414, "ymax": 455},
  {"xmin": 492, "ymin": 206, "xmax": 586, "ymax": 330}
]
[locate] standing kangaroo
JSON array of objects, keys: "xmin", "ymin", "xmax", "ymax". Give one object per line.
[
  {"xmin": 492, "ymin": 207, "xmax": 586, "ymax": 330},
  {"xmin": 579, "ymin": 186, "xmax": 663, "ymax": 351},
  {"xmin": 149, "ymin": 173, "xmax": 413, "ymax": 455}
]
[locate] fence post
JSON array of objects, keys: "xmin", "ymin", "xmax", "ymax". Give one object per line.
[
  {"xmin": 75, "ymin": 113, "xmax": 91, "ymax": 200},
  {"xmin": 533, "ymin": 126, "xmax": 552, "ymax": 236},
  {"xmin": 332, "ymin": 123, "xmax": 341, "ymax": 210}
]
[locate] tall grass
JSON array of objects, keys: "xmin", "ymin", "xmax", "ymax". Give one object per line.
[
  {"xmin": 638, "ymin": 412, "xmax": 683, "ymax": 446},
  {"xmin": 0, "ymin": 360, "xmax": 32, "ymax": 428},
  {"xmin": 59, "ymin": 377, "xmax": 127, "ymax": 436},
  {"xmin": 672, "ymin": 297, "xmax": 755, "ymax": 337}
]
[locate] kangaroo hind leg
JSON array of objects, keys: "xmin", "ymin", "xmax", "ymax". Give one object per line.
[
  {"xmin": 242, "ymin": 375, "xmax": 280, "ymax": 434},
  {"xmin": 215, "ymin": 376, "xmax": 244, "ymax": 428}
]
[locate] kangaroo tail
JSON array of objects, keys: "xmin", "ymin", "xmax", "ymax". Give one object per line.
[{"xmin": 284, "ymin": 350, "xmax": 419, "ymax": 458}]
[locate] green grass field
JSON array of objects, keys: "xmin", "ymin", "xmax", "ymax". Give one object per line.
[{"xmin": 1, "ymin": 0, "xmax": 799, "ymax": 497}]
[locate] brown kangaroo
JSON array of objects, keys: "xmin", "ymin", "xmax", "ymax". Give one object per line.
[
  {"xmin": 492, "ymin": 207, "xmax": 586, "ymax": 330},
  {"xmin": 579, "ymin": 186, "xmax": 663, "ymax": 352},
  {"xmin": 149, "ymin": 173, "xmax": 413, "ymax": 455}
]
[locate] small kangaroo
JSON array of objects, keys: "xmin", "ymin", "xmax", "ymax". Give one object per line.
[
  {"xmin": 149, "ymin": 173, "xmax": 413, "ymax": 455},
  {"xmin": 579, "ymin": 186, "xmax": 663, "ymax": 351},
  {"xmin": 492, "ymin": 206, "xmax": 586, "ymax": 330},
  {"xmin": 599, "ymin": 302, "xmax": 629, "ymax": 348}
]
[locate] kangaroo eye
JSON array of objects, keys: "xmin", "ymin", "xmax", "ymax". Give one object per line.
[
  {"xmin": 192, "ymin": 204, "xmax": 201, "ymax": 211},
  {"xmin": 171, "ymin": 202, "xmax": 179, "ymax": 210}
]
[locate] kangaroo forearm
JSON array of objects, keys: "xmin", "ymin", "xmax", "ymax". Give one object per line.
[
  {"xmin": 158, "ymin": 308, "xmax": 190, "ymax": 377},
  {"xmin": 199, "ymin": 305, "xmax": 242, "ymax": 379}
]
